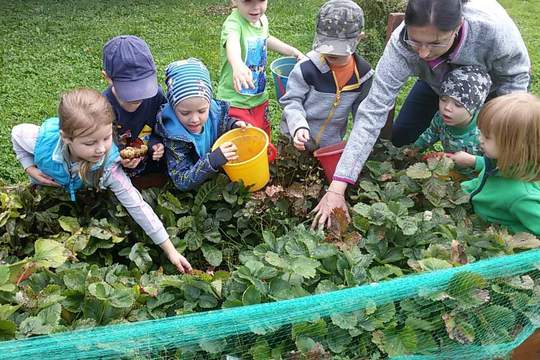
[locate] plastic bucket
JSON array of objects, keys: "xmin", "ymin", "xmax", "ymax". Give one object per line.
[
  {"xmin": 270, "ymin": 56, "xmax": 297, "ymax": 100},
  {"xmin": 313, "ymin": 141, "xmax": 346, "ymax": 183},
  {"xmin": 212, "ymin": 127, "xmax": 270, "ymax": 191}
]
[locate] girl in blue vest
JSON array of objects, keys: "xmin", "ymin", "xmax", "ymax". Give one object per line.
[{"xmin": 11, "ymin": 88, "xmax": 192, "ymax": 273}]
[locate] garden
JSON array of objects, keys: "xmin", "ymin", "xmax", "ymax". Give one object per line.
[{"xmin": 1, "ymin": 0, "xmax": 540, "ymax": 359}]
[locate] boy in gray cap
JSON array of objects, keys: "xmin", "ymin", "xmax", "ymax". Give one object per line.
[
  {"xmin": 280, "ymin": 0, "xmax": 374, "ymax": 151},
  {"xmin": 410, "ymin": 65, "xmax": 492, "ymax": 176},
  {"xmin": 102, "ymin": 35, "xmax": 167, "ymax": 180}
]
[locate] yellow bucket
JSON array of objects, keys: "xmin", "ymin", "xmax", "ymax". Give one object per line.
[{"xmin": 211, "ymin": 127, "xmax": 270, "ymax": 191}]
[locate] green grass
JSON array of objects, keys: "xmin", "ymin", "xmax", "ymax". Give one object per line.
[{"xmin": 1, "ymin": 0, "xmax": 538, "ymax": 183}]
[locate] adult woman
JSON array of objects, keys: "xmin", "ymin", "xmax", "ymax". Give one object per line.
[{"xmin": 312, "ymin": 0, "xmax": 530, "ymax": 229}]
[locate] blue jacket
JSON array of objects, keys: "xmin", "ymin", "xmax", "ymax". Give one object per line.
[
  {"xmin": 155, "ymin": 99, "xmax": 237, "ymax": 191},
  {"xmin": 34, "ymin": 118, "xmax": 120, "ymax": 201}
]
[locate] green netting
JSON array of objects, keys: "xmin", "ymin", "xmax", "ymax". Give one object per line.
[{"xmin": 1, "ymin": 249, "xmax": 540, "ymax": 359}]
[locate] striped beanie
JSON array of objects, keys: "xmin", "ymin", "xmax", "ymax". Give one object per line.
[{"xmin": 165, "ymin": 58, "xmax": 212, "ymax": 108}]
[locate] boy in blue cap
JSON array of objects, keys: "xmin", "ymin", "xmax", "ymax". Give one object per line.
[
  {"xmin": 102, "ymin": 35, "xmax": 167, "ymax": 180},
  {"xmin": 156, "ymin": 58, "xmax": 247, "ymax": 191}
]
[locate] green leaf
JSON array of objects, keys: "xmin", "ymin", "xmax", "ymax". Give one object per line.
[
  {"xmin": 443, "ymin": 313, "xmax": 475, "ymax": 344},
  {"xmin": 264, "ymin": 252, "xmax": 289, "ymax": 269},
  {"xmin": 291, "ymin": 257, "xmax": 320, "ymax": 279},
  {"xmin": 506, "ymin": 232, "xmax": 540, "ymax": 250},
  {"xmin": 295, "ymin": 336, "xmax": 316, "ymax": 353},
  {"xmin": 128, "ymin": 243, "xmax": 153, "ymax": 273},
  {"xmin": 38, "ymin": 303, "xmax": 61, "ymax": 325},
  {"xmin": 176, "ymin": 216, "xmax": 194, "ymax": 232},
  {"xmin": 201, "ymin": 244, "xmax": 222, "ymax": 267},
  {"xmin": 110, "ymin": 288, "xmax": 135, "ymax": 308},
  {"xmin": 374, "ymin": 326, "xmax": 417, "ymax": 356},
  {"xmin": 88, "ymin": 282, "xmax": 113, "ymax": 301},
  {"xmin": 0, "ymin": 305, "xmax": 20, "ymax": 321},
  {"xmin": 63, "ymin": 270, "xmax": 86, "ymax": 292},
  {"xmin": 34, "ymin": 239, "xmax": 68, "ymax": 268},
  {"xmin": 199, "ymin": 338, "xmax": 227, "ymax": 354},
  {"xmin": 448, "ymin": 272, "xmax": 487, "ymax": 299},
  {"xmin": 249, "ymin": 338, "xmax": 271, "ymax": 360},
  {"xmin": 242, "ymin": 285, "xmax": 261, "ymax": 305},
  {"xmin": 0, "ymin": 320, "xmax": 16, "ymax": 340},
  {"xmin": 406, "ymin": 163, "xmax": 431, "ymax": 179},
  {"xmin": 412, "ymin": 258, "xmax": 453, "ymax": 272},
  {"xmin": 369, "ymin": 264, "xmax": 403, "ymax": 282},
  {"xmin": 0, "ymin": 266, "xmax": 9, "ymax": 285},
  {"xmin": 292, "ymin": 320, "xmax": 328, "ymax": 339},
  {"xmin": 396, "ymin": 216, "xmax": 418, "ymax": 236},
  {"xmin": 185, "ymin": 230, "xmax": 203, "ymax": 251},
  {"xmin": 198, "ymin": 294, "xmax": 218, "ymax": 309},
  {"xmin": 158, "ymin": 192, "xmax": 190, "ymax": 214},
  {"xmin": 58, "ymin": 216, "xmax": 80, "ymax": 234},
  {"xmin": 214, "ymin": 208, "xmax": 232, "ymax": 222},
  {"xmin": 331, "ymin": 312, "xmax": 358, "ymax": 330}
]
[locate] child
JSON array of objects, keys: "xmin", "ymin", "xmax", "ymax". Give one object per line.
[
  {"xmin": 11, "ymin": 88, "xmax": 192, "ymax": 273},
  {"xmin": 411, "ymin": 66, "xmax": 492, "ymax": 176},
  {"xmin": 156, "ymin": 58, "xmax": 247, "ymax": 191},
  {"xmin": 102, "ymin": 35, "xmax": 167, "ymax": 178},
  {"xmin": 279, "ymin": 0, "xmax": 373, "ymax": 150},
  {"xmin": 453, "ymin": 93, "xmax": 540, "ymax": 236},
  {"xmin": 216, "ymin": 0, "xmax": 303, "ymax": 137}
]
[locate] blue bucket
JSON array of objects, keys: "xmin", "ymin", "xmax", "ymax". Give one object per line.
[{"xmin": 270, "ymin": 56, "xmax": 297, "ymax": 100}]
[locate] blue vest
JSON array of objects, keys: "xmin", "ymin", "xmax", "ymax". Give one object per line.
[{"xmin": 34, "ymin": 118, "xmax": 120, "ymax": 201}]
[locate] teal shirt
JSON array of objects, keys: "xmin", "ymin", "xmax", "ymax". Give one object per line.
[
  {"xmin": 461, "ymin": 156, "xmax": 540, "ymax": 236},
  {"xmin": 414, "ymin": 111, "xmax": 481, "ymax": 176}
]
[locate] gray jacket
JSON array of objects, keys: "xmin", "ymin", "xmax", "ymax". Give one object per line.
[
  {"xmin": 334, "ymin": 0, "xmax": 530, "ymax": 183},
  {"xmin": 279, "ymin": 50, "xmax": 373, "ymax": 148}
]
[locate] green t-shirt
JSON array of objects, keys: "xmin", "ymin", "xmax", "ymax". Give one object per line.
[{"xmin": 216, "ymin": 9, "xmax": 269, "ymax": 109}]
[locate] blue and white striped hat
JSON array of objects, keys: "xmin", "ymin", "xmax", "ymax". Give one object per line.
[{"xmin": 165, "ymin": 58, "xmax": 212, "ymax": 108}]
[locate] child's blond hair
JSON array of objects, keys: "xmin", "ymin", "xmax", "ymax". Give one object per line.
[
  {"xmin": 477, "ymin": 93, "xmax": 540, "ymax": 181},
  {"xmin": 58, "ymin": 88, "xmax": 115, "ymax": 187}
]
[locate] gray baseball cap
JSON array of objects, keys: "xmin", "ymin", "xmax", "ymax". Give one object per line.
[
  {"xmin": 441, "ymin": 66, "xmax": 492, "ymax": 115},
  {"xmin": 103, "ymin": 35, "xmax": 158, "ymax": 102},
  {"xmin": 313, "ymin": 0, "xmax": 364, "ymax": 56}
]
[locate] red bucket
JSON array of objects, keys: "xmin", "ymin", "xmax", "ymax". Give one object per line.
[{"xmin": 313, "ymin": 141, "xmax": 346, "ymax": 183}]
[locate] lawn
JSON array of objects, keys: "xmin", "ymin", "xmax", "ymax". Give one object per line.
[{"xmin": 1, "ymin": 0, "xmax": 538, "ymax": 183}]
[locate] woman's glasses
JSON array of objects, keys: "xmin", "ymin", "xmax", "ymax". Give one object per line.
[{"xmin": 404, "ymin": 27, "xmax": 458, "ymax": 50}]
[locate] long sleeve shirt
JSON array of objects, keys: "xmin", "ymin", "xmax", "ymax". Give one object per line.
[{"xmin": 11, "ymin": 123, "xmax": 169, "ymax": 245}]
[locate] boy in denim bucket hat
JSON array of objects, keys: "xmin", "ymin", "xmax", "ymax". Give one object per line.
[
  {"xmin": 156, "ymin": 58, "xmax": 247, "ymax": 191},
  {"xmin": 102, "ymin": 35, "xmax": 167, "ymax": 181},
  {"xmin": 409, "ymin": 65, "xmax": 492, "ymax": 177},
  {"xmin": 280, "ymin": 0, "xmax": 373, "ymax": 151}
]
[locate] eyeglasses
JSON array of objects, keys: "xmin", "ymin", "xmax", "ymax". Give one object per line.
[{"xmin": 404, "ymin": 27, "xmax": 458, "ymax": 50}]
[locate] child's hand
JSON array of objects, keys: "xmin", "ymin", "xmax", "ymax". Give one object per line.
[
  {"xmin": 121, "ymin": 157, "xmax": 142, "ymax": 169},
  {"xmin": 448, "ymin": 151, "xmax": 476, "ymax": 168},
  {"xmin": 232, "ymin": 63, "xmax": 255, "ymax": 92},
  {"xmin": 292, "ymin": 48, "xmax": 306, "ymax": 61},
  {"xmin": 160, "ymin": 239, "xmax": 192, "ymax": 273},
  {"xmin": 235, "ymin": 121, "xmax": 248, "ymax": 130},
  {"xmin": 293, "ymin": 128, "xmax": 310, "ymax": 151},
  {"xmin": 152, "ymin": 143, "xmax": 165, "ymax": 161},
  {"xmin": 403, "ymin": 147, "xmax": 419, "ymax": 158},
  {"xmin": 220, "ymin": 141, "xmax": 239, "ymax": 162},
  {"xmin": 26, "ymin": 166, "xmax": 61, "ymax": 187}
]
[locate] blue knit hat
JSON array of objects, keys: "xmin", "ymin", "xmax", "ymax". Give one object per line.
[{"xmin": 165, "ymin": 58, "xmax": 212, "ymax": 108}]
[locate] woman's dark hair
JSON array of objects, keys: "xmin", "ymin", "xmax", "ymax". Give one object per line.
[{"xmin": 405, "ymin": 0, "xmax": 468, "ymax": 31}]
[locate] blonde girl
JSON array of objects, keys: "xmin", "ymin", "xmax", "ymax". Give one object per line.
[
  {"xmin": 11, "ymin": 88, "xmax": 192, "ymax": 273},
  {"xmin": 452, "ymin": 93, "xmax": 540, "ymax": 236}
]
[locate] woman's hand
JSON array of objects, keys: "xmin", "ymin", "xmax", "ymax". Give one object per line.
[
  {"xmin": 26, "ymin": 165, "xmax": 61, "ymax": 187},
  {"xmin": 220, "ymin": 141, "xmax": 239, "ymax": 162},
  {"xmin": 160, "ymin": 239, "xmax": 192, "ymax": 274},
  {"xmin": 311, "ymin": 181, "xmax": 350, "ymax": 229}
]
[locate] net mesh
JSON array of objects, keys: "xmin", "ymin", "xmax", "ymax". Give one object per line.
[{"xmin": 1, "ymin": 249, "xmax": 539, "ymax": 359}]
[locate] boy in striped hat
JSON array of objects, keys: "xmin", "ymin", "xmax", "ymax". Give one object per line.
[{"xmin": 156, "ymin": 58, "xmax": 247, "ymax": 191}]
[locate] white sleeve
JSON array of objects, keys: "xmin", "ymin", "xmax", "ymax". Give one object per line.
[
  {"xmin": 11, "ymin": 124, "xmax": 39, "ymax": 169},
  {"xmin": 102, "ymin": 164, "xmax": 169, "ymax": 245}
]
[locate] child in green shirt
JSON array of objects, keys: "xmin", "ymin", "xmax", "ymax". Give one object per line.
[
  {"xmin": 216, "ymin": 0, "xmax": 303, "ymax": 137},
  {"xmin": 453, "ymin": 93, "xmax": 540, "ymax": 236}
]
